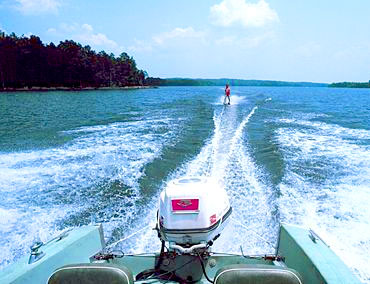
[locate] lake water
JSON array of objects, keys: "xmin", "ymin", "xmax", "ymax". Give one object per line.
[{"xmin": 0, "ymin": 86, "xmax": 369, "ymax": 282}]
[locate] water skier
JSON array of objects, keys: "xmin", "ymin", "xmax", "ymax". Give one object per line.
[{"xmin": 224, "ymin": 84, "xmax": 231, "ymax": 105}]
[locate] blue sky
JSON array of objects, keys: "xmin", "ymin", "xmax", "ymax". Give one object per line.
[{"xmin": 1, "ymin": 0, "xmax": 370, "ymax": 83}]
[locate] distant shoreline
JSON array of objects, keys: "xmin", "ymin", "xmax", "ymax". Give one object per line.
[
  {"xmin": 328, "ymin": 82, "xmax": 370, "ymax": 88},
  {"xmin": 3, "ymin": 81, "xmax": 370, "ymax": 92},
  {"xmin": 154, "ymin": 78, "xmax": 328, "ymax": 88},
  {"xmin": 0, "ymin": 86, "xmax": 157, "ymax": 92}
]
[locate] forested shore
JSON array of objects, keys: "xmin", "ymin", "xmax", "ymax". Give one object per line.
[
  {"xmin": 329, "ymin": 81, "xmax": 370, "ymax": 88},
  {"xmin": 4, "ymin": 31, "xmax": 366, "ymax": 91},
  {"xmin": 0, "ymin": 31, "xmax": 148, "ymax": 90}
]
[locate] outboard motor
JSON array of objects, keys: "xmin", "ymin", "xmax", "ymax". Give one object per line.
[{"xmin": 157, "ymin": 177, "xmax": 232, "ymax": 254}]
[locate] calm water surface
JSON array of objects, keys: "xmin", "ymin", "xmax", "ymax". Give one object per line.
[{"xmin": 0, "ymin": 87, "xmax": 369, "ymax": 282}]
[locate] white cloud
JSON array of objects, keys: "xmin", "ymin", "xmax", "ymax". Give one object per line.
[
  {"xmin": 47, "ymin": 27, "xmax": 57, "ymax": 34},
  {"xmin": 0, "ymin": 24, "xmax": 7, "ymax": 34},
  {"xmin": 24, "ymin": 32, "xmax": 34, "ymax": 37},
  {"xmin": 128, "ymin": 27, "xmax": 205, "ymax": 53},
  {"xmin": 15, "ymin": 0, "xmax": 61, "ymax": 15},
  {"xmin": 59, "ymin": 22, "xmax": 78, "ymax": 33},
  {"xmin": 243, "ymin": 32, "xmax": 276, "ymax": 47},
  {"xmin": 153, "ymin": 27, "xmax": 205, "ymax": 45},
  {"xmin": 128, "ymin": 39, "xmax": 153, "ymax": 53},
  {"xmin": 215, "ymin": 32, "xmax": 276, "ymax": 48},
  {"xmin": 76, "ymin": 24, "xmax": 119, "ymax": 50},
  {"xmin": 47, "ymin": 23, "xmax": 124, "ymax": 55},
  {"xmin": 210, "ymin": 0, "xmax": 279, "ymax": 28},
  {"xmin": 81, "ymin": 23, "xmax": 93, "ymax": 33}
]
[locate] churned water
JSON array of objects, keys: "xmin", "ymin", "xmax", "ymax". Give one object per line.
[{"xmin": 0, "ymin": 86, "xmax": 369, "ymax": 282}]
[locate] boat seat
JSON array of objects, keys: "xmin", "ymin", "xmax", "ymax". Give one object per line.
[
  {"xmin": 214, "ymin": 264, "xmax": 303, "ymax": 284},
  {"xmin": 48, "ymin": 263, "xmax": 134, "ymax": 284}
]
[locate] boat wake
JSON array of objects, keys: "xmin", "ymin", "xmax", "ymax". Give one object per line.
[
  {"xmin": 0, "ymin": 118, "xmax": 180, "ymax": 268},
  {"xmin": 124, "ymin": 99, "xmax": 277, "ymax": 255},
  {"xmin": 276, "ymin": 118, "xmax": 370, "ymax": 282}
]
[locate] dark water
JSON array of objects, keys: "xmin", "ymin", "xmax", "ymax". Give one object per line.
[{"xmin": 0, "ymin": 87, "xmax": 369, "ymax": 282}]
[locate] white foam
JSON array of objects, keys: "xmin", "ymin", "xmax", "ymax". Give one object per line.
[
  {"xmin": 212, "ymin": 106, "xmax": 276, "ymax": 254},
  {"xmin": 0, "ymin": 205, "xmax": 73, "ymax": 268},
  {"xmin": 0, "ymin": 117, "xmax": 181, "ymax": 269},
  {"xmin": 228, "ymin": 95, "xmax": 245, "ymax": 106},
  {"xmin": 278, "ymin": 118, "xmax": 370, "ymax": 140},
  {"xmin": 214, "ymin": 95, "xmax": 246, "ymax": 106},
  {"xmin": 276, "ymin": 122, "xmax": 370, "ymax": 282}
]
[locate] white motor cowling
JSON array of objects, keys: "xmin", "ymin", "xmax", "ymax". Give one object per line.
[{"xmin": 157, "ymin": 177, "xmax": 232, "ymax": 251}]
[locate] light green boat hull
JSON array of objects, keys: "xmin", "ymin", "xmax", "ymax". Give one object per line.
[
  {"xmin": 0, "ymin": 224, "xmax": 361, "ymax": 283},
  {"xmin": 277, "ymin": 224, "xmax": 359, "ymax": 284},
  {"xmin": 0, "ymin": 225, "xmax": 105, "ymax": 284}
]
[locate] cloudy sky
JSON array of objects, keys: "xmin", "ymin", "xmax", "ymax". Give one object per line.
[{"xmin": 1, "ymin": 0, "xmax": 370, "ymax": 82}]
